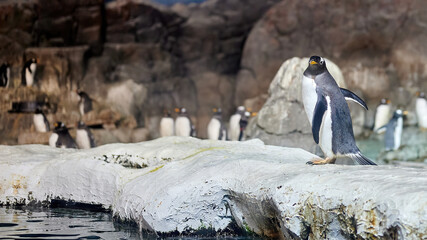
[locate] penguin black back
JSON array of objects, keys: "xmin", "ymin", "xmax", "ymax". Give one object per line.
[
  {"xmin": 77, "ymin": 90, "xmax": 93, "ymax": 115},
  {"xmin": 0, "ymin": 63, "xmax": 10, "ymax": 87},
  {"xmin": 302, "ymin": 55, "xmax": 376, "ymax": 165},
  {"xmin": 53, "ymin": 122, "xmax": 78, "ymax": 148},
  {"xmin": 22, "ymin": 58, "xmax": 36, "ymax": 86}
]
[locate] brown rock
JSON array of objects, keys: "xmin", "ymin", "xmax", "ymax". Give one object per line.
[{"xmin": 236, "ymin": 0, "xmax": 427, "ymax": 111}]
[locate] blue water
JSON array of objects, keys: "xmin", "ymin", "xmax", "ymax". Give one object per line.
[{"xmin": 0, "ymin": 207, "xmax": 261, "ymax": 240}]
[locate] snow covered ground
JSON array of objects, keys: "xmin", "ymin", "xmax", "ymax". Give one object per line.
[{"xmin": 0, "ymin": 137, "xmax": 426, "ymax": 239}]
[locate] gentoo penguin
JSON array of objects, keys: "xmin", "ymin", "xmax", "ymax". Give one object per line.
[
  {"xmin": 238, "ymin": 111, "xmax": 251, "ymax": 141},
  {"xmin": 373, "ymin": 98, "xmax": 392, "ymax": 132},
  {"xmin": 0, "ymin": 63, "xmax": 10, "ymax": 88},
  {"xmin": 159, "ymin": 110, "xmax": 175, "ymax": 137},
  {"xmin": 229, "ymin": 106, "xmax": 245, "ymax": 141},
  {"xmin": 33, "ymin": 108, "xmax": 50, "ymax": 133},
  {"xmin": 76, "ymin": 121, "xmax": 96, "ymax": 149},
  {"xmin": 378, "ymin": 109, "xmax": 406, "ymax": 151},
  {"xmin": 302, "ymin": 56, "xmax": 376, "ymax": 165},
  {"xmin": 49, "ymin": 122, "xmax": 78, "ymax": 149},
  {"xmin": 175, "ymin": 107, "xmax": 194, "ymax": 137},
  {"xmin": 207, "ymin": 108, "xmax": 227, "ymax": 140},
  {"xmin": 415, "ymin": 92, "xmax": 427, "ymax": 130},
  {"xmin": 22, "ymin": 58, "xmax": 37, "ymax": 87},
  {"xmin": 76, "ymin": 90, "xmax": 93, "ymax": 117}
]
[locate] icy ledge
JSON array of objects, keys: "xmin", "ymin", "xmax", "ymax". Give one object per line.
[{"xmin": 0, "ymin": 137, "xmax": 426, "ymax": 239}]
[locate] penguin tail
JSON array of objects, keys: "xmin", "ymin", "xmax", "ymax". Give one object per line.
[{"xmin": 347, "ymin": 152, "xmax": 377, "ymax": 165}]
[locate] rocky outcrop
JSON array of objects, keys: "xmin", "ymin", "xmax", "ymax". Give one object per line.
[
  {"xmin": 236, "ymin": 0, "xmax": 427, "ymax": 115},
  {"xmin": 1, "ymin": 137, "xmax": 426, "ymax": 239}
]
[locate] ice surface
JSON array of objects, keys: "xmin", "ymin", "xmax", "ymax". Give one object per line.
[{"xmin": 0, "ymin": 137, "xmax": 426, "ymax": 238}]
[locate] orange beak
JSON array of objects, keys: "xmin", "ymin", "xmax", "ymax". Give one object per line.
[
  {"xmin": 174, "ymin": 108, "xmax": 180, "ymax": 113},
  {"xmin": 310, "ymin": 60, "xmax": 318, "ymax": 65}
]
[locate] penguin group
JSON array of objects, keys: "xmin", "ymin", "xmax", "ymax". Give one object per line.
[
  {"xmin": 159, "ymin": 107, "xmax": 196, "ymax": 137},
  {"xmin": 1, "ymin": 56, "xmax": 97, "ymax": 149},
  {"xmin": 301, "ymin": 55, "xmax": 427, "ymax": 165},
  {"xmin": 372, "ymin": 91, "xmax": 426, "ymax": 151},
  {"xmin": 159, "ymin": 106, "xmax": 255, "ymax": 141},
  {"xmin": 46, "ymin": 90, "xmax": 96, "ymax": 149},
  {"xmin": 1, "ymin": 58, "xmax": 36, "ymax": 88}
]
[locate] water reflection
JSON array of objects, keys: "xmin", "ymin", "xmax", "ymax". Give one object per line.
[
  {"xmin": 0, "ymin": 207, "xmax": 144, "ymax": 239},
  {"xmin": 0, "ymin": 207, "xmax": 262, "ymax": 240}
]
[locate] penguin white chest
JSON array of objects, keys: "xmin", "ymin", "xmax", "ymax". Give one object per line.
[
  {"xmin": 416, "ymin": 98, "xmax": 427, "ymax": 129},
  {"xmin": 33, "ymin": 114, "xmax": 48, "ymax": 132},
  {"xmin": 394, "ymin": 117, "xmax": 403, "ymax": 150},
  {"xmin": 79, "ymin": 102, "xmax": 85, "ymax": 116},
  {"xmin": 207, "ymin": 118, "xmax": 221, "ymax": 140},
  {"xmin": 374, "ymin": 105, "xmax": 391, "ymax": 131},
  {"xmin": 76, "ymin": 129, "xmax": 91, "ymax": 149},
  {"xmin": 175, "ymin": 117, "xmax": 191, "ymax": 137},
  {"xmin": 25, "ymin": 63, "xmax": 36, "ymax": 86},
  {"xmin": 160, "ymin": 117, "xmax": 175, "ymax": 137},
  {"xmin": 6, "ymin": 68, "xmax": 10, "ymax": 88},
  {"xmin": 229, "ymin": 114, "xmax": 241, "ymax": 141},
  {"xmin": 319, "ymin": 96, "xmax": 334, "ymax": 157},
  {"xmin": 302, "ymin": 75, "xmax": 318, "ymax": 125},
  {"xmin": 49, "ymin": 133, "xmax": 58, "ymax": 147}
]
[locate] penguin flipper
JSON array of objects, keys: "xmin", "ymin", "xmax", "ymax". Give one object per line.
[
  {"xmin": 312, "ymin": 91, "xmax": 328, "ymax": 144},
  {"xmin": 348, "ymin": 152, "xmax": 377, "ymax": 165},
  {"xmin": 43, "ymin": 115, "xmax": 50, "ymax": 132},
  {"xmin": 375, "ymin": 125, "xmax": 387, "ymax": 134},
  {"xmin": 340, "ymin": 88, "xmax": 368, "ymax": 110}
]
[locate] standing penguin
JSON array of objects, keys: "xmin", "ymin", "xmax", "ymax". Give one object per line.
[
  {"xmin": 238, "ymin": 111, "xmax": 251, "ymax": 141},
  {"xmin": 175, "ymin": 108, "xmax": 194, "ymax": 137},
  {"xmin": 377, "ymin": 109, "xmax": 406, "ymax": 151},
  {"xmin": 159, "ymin": 110, "xmax": 175, "ymax": 137},
  {"xmin": 229, "ymin": 106, "xmax": 245, "ymax": 141},
  {"xmin": 77, "ymin": 90, "xmax": 93, "ymax": 117},
  {"xmin": 33, "ymin": 108, "xmax": 50, "ymax": 133},
  {"xmin": 22, "ymin": 58, "xmax": 37, "ymax": 87},
  {"xmin": 49, "ymin": 122, "xmax": 78, "ymax": 149},
  {"xmin": 302, "ymin": 56, "xmax": 376, "ymax": 165},
  {"xmin": 415, "ymin": 92, "xmax": 427, "ymax": 130},
  {"xmin": 373, "ymin": 98, "xmax": 392, "ymax": 132},
  {"xmin": 0, "ymin": 63, "xmax": 10, "ymax": 88},
  {"xmin": 207, "ymin": 108, "xmax": 227, "ymax": 140},
  {"xmin": 76, "ymin": 121, "xmax": 96, "ymax": 149}
]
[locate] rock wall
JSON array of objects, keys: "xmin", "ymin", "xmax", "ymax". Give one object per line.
[
  {"xmin": 236, "ymin": 0, "xmax": 427, "ymax": 117},
  {"xmin": 1, "ymin": 0, "xmax": 427, "ymax": 145},
  {"xmin": 0, "ymin": 0, "xmax": 279, "ymax": 144}
]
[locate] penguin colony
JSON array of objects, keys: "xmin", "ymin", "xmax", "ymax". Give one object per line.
[
  {"xmin": 1, "ymin": 57, "xmax": 97, "ymax": 149},
  {"xmin": 159, "ymin": 106, "xmax": 254, "ymax": 141},
  {"xmin": 2, "ymin": 55, "xmax": 425, "ymax": 158}
]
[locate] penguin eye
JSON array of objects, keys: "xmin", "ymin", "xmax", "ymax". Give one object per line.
[{"xmin": 320, "ymin": 58, "xmax": 324, "ymax": 65}]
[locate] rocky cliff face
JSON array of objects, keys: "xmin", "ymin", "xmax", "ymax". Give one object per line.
[
  {"xmin": 236, "ymin": 0, "xmax": 427, "ymax": 116},
  {"xmin": 0, "ymin": 0, "xmax": 279, "ymax": 143},
  {"xmin": 1, "ymin": 0, "xmax": 426, "ymax": 145}
]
